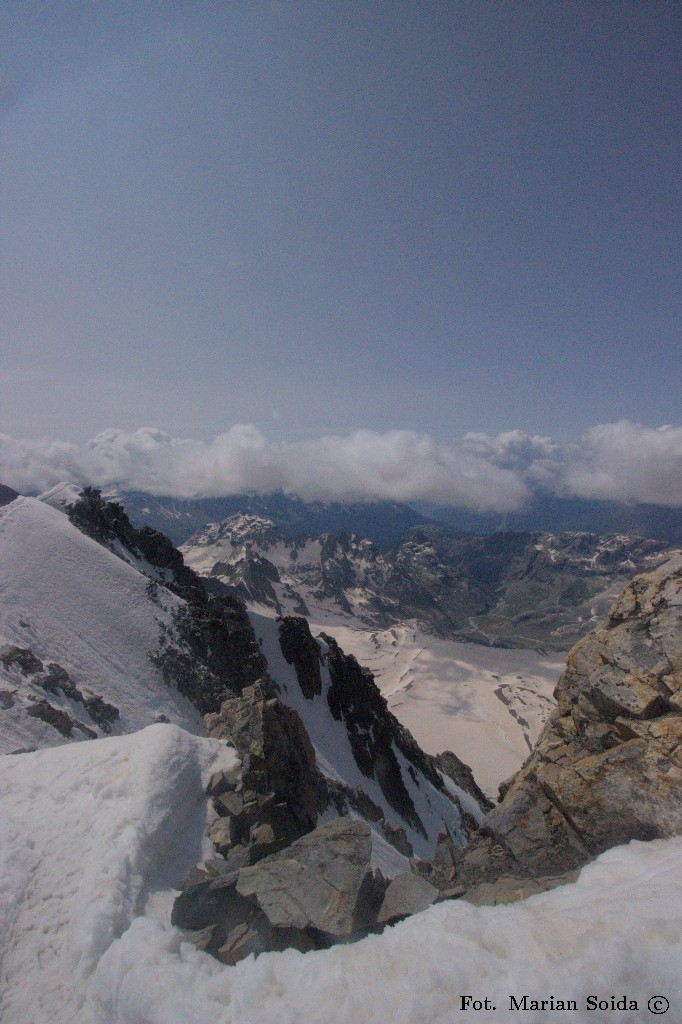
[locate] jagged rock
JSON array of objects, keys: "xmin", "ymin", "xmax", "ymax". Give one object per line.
[
  {"xmin": 379, "ymin": 819, "xmax": 413, "ymax": 857},
  {"xmin": 321, "ymin": 631, "xmax": 453, "ymax": 838},
  {"xmin": 206, "ymin": 770, "xmax": 238, "ymax": 799},
  {"xmin": 209, "ymin": 846, "xmax": 250, "ymax": 876},
  {"xmin": 0, "ymin": 482, "xmax": 19, "ymax": 507},
  {"xmin": 236, "ymin": 818, "xmax": 376, "ymax": 937},
  {"xmin": 213, "ymin": 790, "xmax": 244, "ymax": 818},
  {"xmin": 459, "ymin": 557, "xmax": 682, "ymax": 884},
  {"xmin": 248, "ymin": 822, "xmax": 278, "ymax": 862},
  {"xmin": 84, "ymin": 695, "xmax": 120, "ymax": 732},
  {"xmin": 0, "ymin": 689, "xmax": 16, "ymax": 709},
  {"xmin": 183, "ymin": 866, "xmax": 212, "ymax": 888},
  {"xmin": 325, "ymin": 779, "xmax": 385, "ymax": 823},
  {"xmin": 377, "ymin": 872, "xmax": 438, "ymax": 925},
  {"xmin": 435, "ymin": 751, "xmax": 494, "ymax": 812},
  {"xmin": 171, "ymin": 876, "xmax": 259, "ymax": 933},
  {"xmin": 208, "ymin": 816, "xmax": 240, "ymax": 856},
  {"xmin": 26, "ymin": 700, "xmax": 75, "ymax": 737},
  {"xmin": 216, "ymin": 922, "xmax": 268, "ymax": 964}
]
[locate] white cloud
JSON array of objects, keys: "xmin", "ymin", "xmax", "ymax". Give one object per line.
[
  {"xmin": 464, "ymin": 421, "xmax": 682, "ymax": 507},
  {"xmin": 0, "ymin": 426, "xmax": 529, "ymax": 512},
  {"xmin": 560, "ymin": 421, "xmax": 682, "ymax": 506},
  {"xmin": 1, "ymin": 420, "xmax": 680, "ymax": 510}
]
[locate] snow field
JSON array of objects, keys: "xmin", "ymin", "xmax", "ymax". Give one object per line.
[
  {"xmin": 309, "ymin": 622, "xmax": 564, "ymax": 797},
  {"xmin": 96, "ymin": 836, "xmax": 682, "ymax": 1024}
]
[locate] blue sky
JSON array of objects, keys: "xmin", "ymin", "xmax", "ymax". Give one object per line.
[{"xmin": 0, "ymin": 3, "xmax": 680, "ymax": 505}]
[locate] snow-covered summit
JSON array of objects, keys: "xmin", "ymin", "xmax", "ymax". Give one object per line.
[{"xmin": 38, "ymin": 480, "xmax": 84, "ymax": 511}]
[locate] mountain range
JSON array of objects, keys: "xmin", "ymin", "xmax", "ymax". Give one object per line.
[{"xmin": 180, "ymin": 513, "xmax": 671, "ymax": 651}]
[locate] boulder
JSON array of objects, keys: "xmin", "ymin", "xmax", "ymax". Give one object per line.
[
  {"xmin": 236, "ymin": 817, "xmax": 376, "ymax": 937},
  {"xmin": 463, "ymin": 870, "xmax": 580, "ymax": 907},
  {"xmin": 377, "ymin": 872, "xmax": 438, "ymax": 925}
]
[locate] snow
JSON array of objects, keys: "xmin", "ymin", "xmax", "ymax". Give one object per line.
[
  {"xmin": 1, "ymin": 724, "xmax": 680, "ymax": 1023},
  {"xmin": 0, "ymin": 496, "xmax": 203, "ymax": 753},
  {"xmin": 185, "ymin": 516, "xmax": 563, "ymax": 796},
  {"xmin": 0, "ymin": 724, "xmax": 238, "ymax": 1024},
  {"xmin": 38, "ymin": 480, "xmax": 84, "ymax": 510}
]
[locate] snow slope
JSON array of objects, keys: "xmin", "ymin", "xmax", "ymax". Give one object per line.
[
  {"xmin": 0, "ymin": 496, "xmax": 203, "ymax": 752},
  {"xmin": 1, "ymin": 725, "xmax": 680, "ymax": 1024}
]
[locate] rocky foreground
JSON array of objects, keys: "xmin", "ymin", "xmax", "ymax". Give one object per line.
[
  {"xmin": 458, "ymin": 553, "xmax": 682, "ymax": 892},
  {"xmin": 174, "ymin": 555, "xmax": 682, "ymax": 959}
]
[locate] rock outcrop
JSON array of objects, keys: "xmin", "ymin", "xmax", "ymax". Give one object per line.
[
  {"xmin": 204, "ymin": 679, "xmax": 321, "ymax": 861},
  {"xmin": 459, "ymin": 556, "xmax": 682, "ymax": 886}
]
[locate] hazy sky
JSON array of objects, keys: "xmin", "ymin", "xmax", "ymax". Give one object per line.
[{"xmin": 0, "ymin": 3, "xmax": 680, "ymax": 502}]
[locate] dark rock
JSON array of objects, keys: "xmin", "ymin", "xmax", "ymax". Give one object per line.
[
  {"xmin": 278, "ymin": 617, "xmax": 322, "ymax": 698},
  {"xmin": 171, "ymin": 876, "xmax": 258, "ymax": 933},
  {"xmin": 206, "ymin": 682, "xmax": 320, "ymax": 838},
  {"xmin": 206, "ymin": 770, "xmax": 238, "ymax": 799},
  {"xmin": 213, "ymin": 790, "xmax": 244, "ymax": 818},
  {"xmin": 379, "ymin": 819, "xmax": 413, "ymax": 857},
  {"xmin": 0, "ymin": 689, "xmax": 16, "ymax": 709},
  {"xmin": 84, "ymin": 695, "xmax": 120, "ymax": 732},
  {"xmin": 0, "ymin": 482, "xmax": 19, "ymax": 507},
  {"xmin": 322, "ymin": 631, "xmax": 449, "ymax": 838},
  {"xmin": 435, "ymin": 751, "xmax": 494, "ymax": 812},
  {"xmin": 1, "ymin": 645, "xmax": 43, "ymax": 676},
  {"xmin": 26, "ymin": 700, "xmax": 74, "ymax": 737}
]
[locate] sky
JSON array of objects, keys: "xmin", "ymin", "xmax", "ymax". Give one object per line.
[{"xmin": 0, "ymin": 2, "xmax": 680, "ymax": 507}]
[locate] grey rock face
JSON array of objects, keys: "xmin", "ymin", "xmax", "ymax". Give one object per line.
[
  {"xmin": 205, "ymin": 679, "xmax": 321, "ymax": 843},
  {"xmin": 459, "ymin": 556, "xmax": 682, "ymax": 884},
  {"xmin": 236, "ymin": 818, "xmax": 376, "ymax": 937},
  {"xmin": 463, "ymin": 870, "xmax": 580, "ymax": 907}
]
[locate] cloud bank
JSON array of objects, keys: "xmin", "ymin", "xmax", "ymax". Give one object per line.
[{"xmin": 0, "ymin": 421, "xmax": 680, "ymax": 510}]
